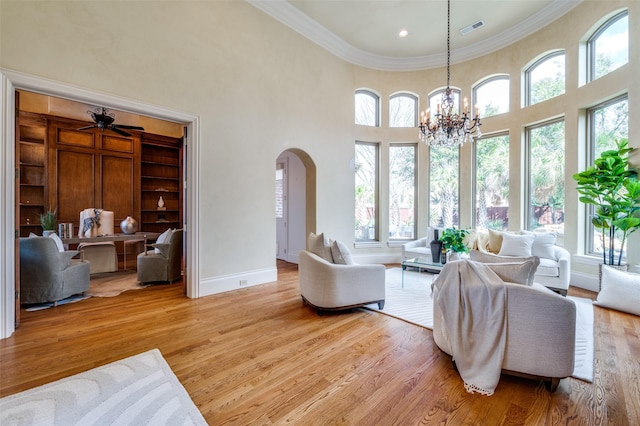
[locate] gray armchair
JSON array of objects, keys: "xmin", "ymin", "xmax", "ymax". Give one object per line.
[
  {"xmin": 137, "ymin": 229, "xmax": 183, "ymax": 283},
  {"xmin": 19, "ymin": 237, "xmax": 90, "ymax": 305}
]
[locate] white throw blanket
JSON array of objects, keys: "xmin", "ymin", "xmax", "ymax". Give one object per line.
[{"xmin": 432, "ymin": 260, "xmax": 507, "ymax": 396}]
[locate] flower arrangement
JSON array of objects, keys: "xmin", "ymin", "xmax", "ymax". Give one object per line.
[
  {"xmin": 39, "ymin": 208, "xmax": 57, "ymax": 232},
  {"xmin": 439, "ymin": 227, "xmax": 470, "ymax": 253}
]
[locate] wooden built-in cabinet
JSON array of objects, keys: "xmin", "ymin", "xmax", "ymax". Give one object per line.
[
  {"xmin": 18, "ymin": 112, "xmax": 48, "ymax": 237},
  {"xmin": 140, "ymin": 133, "xmax": 183, "ymax": 234}
]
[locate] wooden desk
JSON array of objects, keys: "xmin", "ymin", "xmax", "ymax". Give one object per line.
[{"xmin": 62, "ymin": 233, "xmax": 161, "ymax": 270}]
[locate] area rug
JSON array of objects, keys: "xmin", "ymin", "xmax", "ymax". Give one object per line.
[
  {"xmin": 365, "ymin": 268, "xmax": 595, "ymax": 383},
  {"xmin": 25, "ymin": 294, "xmax": 91, "ymax": 312},
  {"xmin": 0, "ymin": 348, "xmax": 207, "ymax": 425},
  {"xmin": 87, "ymin": 271, "xmax": 148, "ymax": 297}
]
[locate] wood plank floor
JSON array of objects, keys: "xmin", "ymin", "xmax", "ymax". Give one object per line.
[{"xmin": 1, "ymin": 261, "xmax": 639, "ymax": 425}]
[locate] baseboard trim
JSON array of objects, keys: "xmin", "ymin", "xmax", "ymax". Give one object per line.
[
  {"xmin": 199, "ymin": 267, "xmax": 278, "ymax": 296},
  {"xmin": 570, "ymin": 271, "xmax": 599, "ymax": 292}
]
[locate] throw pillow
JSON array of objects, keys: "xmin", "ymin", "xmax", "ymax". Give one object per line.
[
  {"xmin": 477, "ymin": 257, "xmax": 540, "ymax": 286},
  {"xmin": 331, "ymin": 240, "xmax": 354, "ymax": 265},
  {"xmin": 522, "ymin": 230, "xmax": 558, "ymax": 259},
  {"xmin": 487, "ymin": 229, "xmax": 503, "ymax": 254},
  {"xmin": 48, "ymin": 233, "xmax": 65, "ymax": 252},
  {"xmin": 155, "ymin": 228, "xmax": 173, "ymax": 254},
  {"xmin": 594, "ymin": 266, "xmax": 640, "ymax": 316},
  {"xmin": 469, "ymin": 250, "xmax": 529, "ymax": 264},
  {"xmin": 307, "ymin": 232, "xmax": 333, "ymax": 262},
  {"xmin": 498, "ymin": 232, "xmax": 535, "ymax": 257}
]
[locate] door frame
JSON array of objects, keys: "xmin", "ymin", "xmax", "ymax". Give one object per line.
[{"xmin": 1, "ymin": 68, "xmax": 201, "ymax": 339}]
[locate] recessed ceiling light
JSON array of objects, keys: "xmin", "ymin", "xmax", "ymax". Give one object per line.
[{"xmin": 399, "ymin": 30, "xmax": 408, "ymax": 37}]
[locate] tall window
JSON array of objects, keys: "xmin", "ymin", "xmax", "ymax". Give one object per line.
[
  {"xmin": 389, "ymin": 144, "xmax": 416, "ymax": 240},
  {"xmin": 474, "ymin": 134, "xmax": 509, "ymax": 230},
  {"xmin": 525, "ymin": 52, "xmax": 565, "ymax": 106},
  {"xmin": 586, "ymin": 95, "xmax": 628, "ymax": 255},
  {"xmin": 355, "ymin": 142, "xmax": 379, "ymax": 241},
  {"xmin": 473, "ymin": 76, "xmax": 509, "ymax": 118},
  {"xmin": 355, "ymin": 89, "xmax": 380, "ymax": 127},
  {"xmin": 588, "ymin": 11, "xmax": 628, "ymax": 82},
  {"xmin": 429, "ymin": 146, "xmax": 459, "ymax": 228},
  {"xmin": 526, "ymin": 120, "xmax": 565, "ymax": 233},
  {"xmin": 389, "ymin": 93, "xmax": 418, "ymax": 128}
]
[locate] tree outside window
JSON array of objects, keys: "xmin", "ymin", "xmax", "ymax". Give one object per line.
[
  {"xmin": 389, "ymin": 144, "xmax": 416, "ymax": 240},
  {"xmin": 475, "ymin": 135, "xmax": 509, "ymax": 230},
  {"xmin": 429, "ymin": 146, "xmax": 459, "ymax": 228},
  {"xmin": 589, "ymin": 11, "xmax": 628, "ymax": 81},
  {"xmin": 355, "ymin": 90, "xmax": 379, "ymax": 127},
  {"xmin": 355, "ymin": 142, "xmax": 378, "ymax": 241},
  {"xmin": 473, "ymin": 76, "xmax": 509, "ymax": 118},
  {"xmin": 527, "ymin": 120, "xmax": 565, "ymax": 233},
  {"xmin": 389, "ymin": 93, "xmax": 417, "ymax": 128}
]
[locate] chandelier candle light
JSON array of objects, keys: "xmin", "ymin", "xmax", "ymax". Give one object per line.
[{"xmin": 419, "ymin": 0, "xmax": 482, "ymax": 147}]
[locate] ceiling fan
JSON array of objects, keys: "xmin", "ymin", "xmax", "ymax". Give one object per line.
[{"xmin": 77, "ymin": 107, "xmax": 145, "ymax": 137}]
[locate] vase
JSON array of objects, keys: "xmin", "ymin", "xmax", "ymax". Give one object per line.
[
  {"xmin": 430, "ymin": 229, "xmax": 443, "ymax": 263},
  {"xmin": 449, "ymin": 252, "xmax": 460, "ymax": 261},
  {"xmin": 120, "ymin": 216, "xmax": 138, "ymax": 234},
  {"xmin": 42, "ymin": 230, "xmax": 55, "ymax": 237},
  {"xmin": 440, "ymin": 248, "xmax": 447, "ymax": 265}
]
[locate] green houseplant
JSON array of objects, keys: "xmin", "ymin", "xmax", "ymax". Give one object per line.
[
  {"xmin": 439, "ymin": 227, "xmax": 470, "ymax": 254},
  {"xmin": 572, "ymin": 139, "xmax": 640, "ymax": 266},
  {"xmin": 39, "ymin": 208, "xmax": 57, "ymax": 235}
]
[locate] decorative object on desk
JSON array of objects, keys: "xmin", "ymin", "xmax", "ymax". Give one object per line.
[
  {"xmin": 573, "ymin": 139, "xmax": 639, "ymax": 272},
  {"xmin": 440, "ymin": 247, "xmax": 447, "ymax": 264},
  {"xmin": 40, "ymin": 207, "xmax": 57, "ymax": 236},
  {"xmin": 157, "ymin": 195, "xmax": 166, "ymax": 210},
  {"xmin": 430, "ymin": 229, "xmax": 443, "ymax": 263},
  {"xmin": 120, "ymin": 216, "xmax": 139, "ymax": 234},
  {"xmin": 82, "ymin": 208, "xmax": 102, "ymax": 237}
]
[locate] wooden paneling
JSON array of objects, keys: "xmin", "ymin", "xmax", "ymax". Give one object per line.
[
  {"xmin": 55, "ymin": 150, "xmax": 94, "ymax": 222},
  {"xmin": 101, "ymin": 155, "xmax": 135, "ymax": 220},
  {"xmin": 101, "ymin": 135, "xmax": 134, "ymax": 153},
  {"xmin": 55, "ymin": 128, "xmax": 94, "ymax": 148}
]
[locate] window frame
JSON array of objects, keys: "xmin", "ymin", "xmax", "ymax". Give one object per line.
[
  {"xmin": 472, "ymin": 75, "xmax": 510, "ymax": 118},
  {"xmin": 355, "ymin": 141, "xmax": 380, "ymax": 242},
  {"xmin": 472, "ymin": 132, "xmax": 510, "ymax": 230},
  {"xmin": 388, "ymin": 143, "xmax": 417, "ymax": 241},
  {"xmin": 587, "ymin": 10, "xmax": 628, "ymax": 83},
  {"xmin": 355, "ymin": 89, "xmax": 380, "ymax": 127},
  {"xmin": 524, "ymin": 51, "xmax": 566, "ymax": 106},
  {"xmin": 389, "ymin": 92, "xmax": 418, "ymax": 128}
]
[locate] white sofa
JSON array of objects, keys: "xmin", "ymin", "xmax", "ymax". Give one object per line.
[
  {"xmin": 402, "ymin": 227, "xmax": 571, "ymax": 295},
  {"xmin": 432, "ymin": 262, "xmax": 576, "ymax": 392}
]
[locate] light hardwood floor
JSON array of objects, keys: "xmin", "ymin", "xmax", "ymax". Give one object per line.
[{"xmin": 2, "ymin": 261, "xmax": 639, "ymax": 425}]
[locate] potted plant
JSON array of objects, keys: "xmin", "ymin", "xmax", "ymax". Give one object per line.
[
  {"xmin": 572, "ymin": 139, "xmax": 640, "ymax": 267},
  {"xmin": 439, "ymin": 227, "xmax": 470, "ymax": 261},
  {"xmin": 39, "ymin": 208, "xmax": 57, "ymax": 236}
]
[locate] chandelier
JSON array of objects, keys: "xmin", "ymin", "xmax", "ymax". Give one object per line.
[{"xmin": 419, "ymin": 0, "xmax": 481, "ymax": 147}]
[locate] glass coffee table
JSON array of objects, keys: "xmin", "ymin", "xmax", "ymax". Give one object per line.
[{"xmin": 401, "ymin": 257, "xmax": 444, "ymax": 287}]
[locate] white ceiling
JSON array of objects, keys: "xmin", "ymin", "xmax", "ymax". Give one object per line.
[{"xmin": 249, "ymin": 0, "xmax": 583, "ymax": 71}]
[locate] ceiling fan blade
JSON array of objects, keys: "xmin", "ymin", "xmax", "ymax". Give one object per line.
[
  {"xmin": 108, "ymin": 126, "xmax": 132, "ymax": 137},
  {"xmin": 77, "ymin": 125, "xmax": 97, "ymax": 131},
  {"xmin": 113, "ymin": 125, "xmax": 145, "ymax": 131}
]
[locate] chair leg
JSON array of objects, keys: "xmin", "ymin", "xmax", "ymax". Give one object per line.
[{"xmin": 378, "ymin": 301, "xmax": 385, "ymax": 309}]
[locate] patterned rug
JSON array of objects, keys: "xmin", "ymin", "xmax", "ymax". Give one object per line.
[
  {"xmin": 365, "ymin": 268, "xmax": 595, "ymax": 383},
  {"xmin": 0, "ymin": 349, "xmax": 207, "ymax": 425}
]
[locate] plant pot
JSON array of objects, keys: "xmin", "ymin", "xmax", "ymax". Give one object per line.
[
  {"xmin": 42, "ymin": 230, "xmax": 55, "ymax": 237},
  {"xmin": 598, "ymin": 263, "xmax": 628, "ymax": 291}
]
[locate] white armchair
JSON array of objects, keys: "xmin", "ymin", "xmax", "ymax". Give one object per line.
[{"xmin": 298, "ymin": 250, "xmax": 385, "ymax": 314}]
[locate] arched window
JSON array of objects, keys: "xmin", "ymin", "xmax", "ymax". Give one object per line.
[
  {"xmin": 473, "ymin": 75, "xmax": 509, "ymax": 118},
  {"xmin": 355, "ymin": 89, "xmax": 380, "ymax": 127},
  {"xmin": 588, "ymin": 10, "xmax": 628, "ymax": 82},
  {"xmin": 389, "ymin": 93, "xmax": 418, "ymax": 128},
  {"xmin": 525, "ymin": 52, "xmax": 565, "ymax": 106}
]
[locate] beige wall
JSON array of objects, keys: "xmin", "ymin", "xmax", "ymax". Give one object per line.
[{"xmin": 1, "ymin": 0, "xmax": 637, "ymax": 291}]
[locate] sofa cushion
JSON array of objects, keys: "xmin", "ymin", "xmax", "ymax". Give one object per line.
[
  {"xmin": 48, "ymin": 233, "xmax": 65, "ymax": 252},
  {"xmin": 473, "ymin": 257, "xmax": 540, "ymax": 286},
  {"xmin": 498, "ymin": 232, "xmax": 534, "ymax": 257},
  {"xmin": 522, "ymin": 230, "xmax": 558, "ymax": 259},
  {"xmin": 535, "ymin": 258, "xmax": 560, "ymax": 277},
  {"xmin": 487, "ymin": 229, "xmax": 503, "ymax": 253},
  {"xmin": 331, "ymin": 240, "xmax": 354, "ymax": 265},
  {"xmin": 470, "ymin": 250, "xmax": 528, "ymax": 264},
  {"xmin": 308, "ymin": 232, "xmax": 333, "ymax": 262},
  {"xmin": 594, "ymin": 266, "xmax": 640, "ymax": 316},
  {"xmin": 155, "ymin": 228, "xmax": 173, "ymax": 254}
]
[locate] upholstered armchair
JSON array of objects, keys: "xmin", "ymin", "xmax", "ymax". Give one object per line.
[
  {"xmin": 19, "ymin": 237, "xmax": 90, "ymax": 305},
  {"xmin": 137, "ymin": 229, "xmax": 183, "ymax": 283}
]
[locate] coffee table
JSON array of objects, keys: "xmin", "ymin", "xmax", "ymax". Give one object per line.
[{"xmin": 401, "ymin": 257, "xmax": 444, "ymax": 287}]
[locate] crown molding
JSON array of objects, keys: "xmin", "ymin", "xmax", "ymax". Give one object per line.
[{"xmin": 248, "ymin": 0, "xmax": 583, "ymax": 72}]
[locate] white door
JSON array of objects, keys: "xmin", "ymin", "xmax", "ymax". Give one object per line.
[{"xmin": 275, "ymin": 160, "xmax": 288, "ymax": 260}]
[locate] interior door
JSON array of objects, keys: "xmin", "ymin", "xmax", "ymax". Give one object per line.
[
  {"xmin": 14, "ymin": 91, "xmax": 20, "ymax": 327},
  {"xmin": 275, "ymin": 160, "xmax": 288, "ymax": 260}
]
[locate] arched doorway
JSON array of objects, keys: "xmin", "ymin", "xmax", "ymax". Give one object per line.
[{"xmin": 275, "ymin": 149, "xmax": 316, "ymax": 264}]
